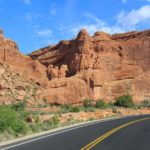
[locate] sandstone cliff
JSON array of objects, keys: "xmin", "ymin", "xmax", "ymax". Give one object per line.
[
  {"xmin": 0, "ymin": 31, "xmax": 48, "ymax": 86},
  {"xmin": 1, "ymin": 29, "xmax": 150, "ymax": 105},
  {"xmin": 30, "ymin": 29, "xmax": 150, "ymax": 104}
]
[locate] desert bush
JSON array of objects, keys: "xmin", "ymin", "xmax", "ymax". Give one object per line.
[
  {"xmin": 83, "ymin": 99, "xmax": 93, "ymax": 108},
  {"xmin": 11, "ymin": 101, "xmax": 26, "ymax": 111},
  {"xmin": 96, "ymin": 99, "xmax": 107, "ymax": 109},
  {"xmin": 30, "ymin": 124, "xmax": 42, "ymax": 132},
  {"xmin": 114, "ymin": 94, "xmax": 134, "ymax": 108},
  {"xmin": 70, "ymin": 106, "xmax": 80, "ymax": 112},
  {"xmin": 84, "ymin": 107, "xmax": 95, "ymax": 112},
  {"xmin": 59, "ymin": 104, "xmax": 72, "ymax": 113},
  {"xmin": 140, "ymin": 100, "xmax": 150, "ymax": 108},
  {"xmin": 0, "ymin": 106, "xmax": 28, "ymax": 134},
  {"xmin": 51, "ymin": 115, "xmax": 60, "ymax": 126},
  {"xmin": 61, "ymin": 104, "xmax": 72, "ymax": 112},
  {"xmin": 88, "ymin": 117, "xmax": 95, "ymax": 121}
]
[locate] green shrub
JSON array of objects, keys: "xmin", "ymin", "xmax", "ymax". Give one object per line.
[
  {"xmin": 140, "ymin": 100, "xmax": 150, "ymax": 108},
  {"xmin": 30, "ymin": 124, "xmax": 41, "ymax": 132},
  {"xmin": 96, "ymin": 99, "xmax": 107, "ymax": 109},
  {"xmin": 70, "ymin": 106, "xmax": 80, "ymax": 112},
  {"xmin": 83, "ymin": 99, "xmax": 93, "ymax": 108},
  {"xmin": 11, "ymin": 101, "xmax": 26, "ymax": 111},
  {"xmin": 60, "ymin": 104, "xmax": 73, "ymax": 113},
  {"xmin": 88, "ymin": 117, "xmax": 94, "ymax": 121},
  {"xmin": 0, "ymin": 106, "xmax": 28, "ymax": 134},
  {"xmin": 114, "ymin": 94, "xmax": 134, "ymax": 108},
  {"xmin": 84, "ymin": 107, "xmax": 95, "ymax": 112},
  {"xmin": 51, "ymin": 115, "xmax": 60, "ymax": 126},
  {"xmin": 61, "ymin": 104, "xmax": 72, "ymax": 110}
]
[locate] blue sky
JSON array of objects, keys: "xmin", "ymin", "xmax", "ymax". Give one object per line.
[{"xmin": 0, "ymin": 0, "xmax": 150, "ymax": 54}]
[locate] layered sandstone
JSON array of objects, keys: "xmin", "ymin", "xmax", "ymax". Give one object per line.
[
  {"xmin": 30, "ymin": 29, "xmax": 150, "ymax": 104},
  {"xmin": 1, "ymin": 28, "xmax": 150, "ymax": 105}
]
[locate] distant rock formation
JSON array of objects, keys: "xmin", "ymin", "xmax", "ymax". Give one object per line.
[
  {"xmin": 30, "ymin": 29, "xmax": 150, "ymax": 104},
  {"xmin": 47, "ymin": 64, "xmax": 68, "ymax": 80},
  {"xmin": 1, "ymin": 28, "xmax": 150, "ymax": 105}
]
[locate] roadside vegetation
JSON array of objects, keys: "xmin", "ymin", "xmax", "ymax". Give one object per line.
[
  {"xmin": 114, "ymin": 94, "xmax": 134, "ymax": 108},
  {"xmin": 0, "ymin": 103, "xmax": 61, "ymax": 142},
  {"xmin": 0, "ymin": 94, "xmax": 149, "ymax": 142},
  {"xmin": 139, "ymin": 100, "xmax": 150, "ymax": 108}
]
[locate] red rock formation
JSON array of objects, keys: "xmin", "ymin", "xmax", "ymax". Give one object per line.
[
  {"xmin": 30, "ymin": 29, "xmax": 150, "ymax": 104},
  {"xmin": 1, "ymin": 28, "xmax": 150, "ymax": 105},
  {"xmin": 0, "ymin": 31, "xmax": 48, "ymax": 85}
]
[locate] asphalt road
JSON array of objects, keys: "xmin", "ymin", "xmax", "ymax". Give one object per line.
[{"xmin": 1, "ymin": 115, "xmax": 150, "ymax": 150}]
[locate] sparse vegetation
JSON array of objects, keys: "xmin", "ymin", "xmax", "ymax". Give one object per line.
[
  {"xmin": 84, "ymin": 107, "xmax": 95, "ymax": 112},
  {"xmin": 96, "ymin": 99, "xmax": 107, "ymax": 109},
  {"xmin": 88, "ymin": 117, "xmax": 95, "ymax": 121},
  {"xmin": 70, "ymin": 106, "xmax": 80, "ymax": 113},
  {"xmin": 11, "ymin": 101, "xmax": 26, "ymax": 111},
  {"xmin": 1, "ymin": 94, "xmax": 149, "ymax": 142},
  {"xmin": 139, "ymin": 100, "xmax": 150, "ymax": 108},
  {"xmin": 51, "ymin": 115, "xmax": 60, "ymax": 126},
  {"xmin": 61, "ymin": 104, "xmax": 72, "ymax": 109},
  {"xmin": 114, "ymin": 94, "xmax": 134, "ymax": 108},
  {"xmin": 83, "ymin": 99, "xmax": 93, "ymax": 108}
]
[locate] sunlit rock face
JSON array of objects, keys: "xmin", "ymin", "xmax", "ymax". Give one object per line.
[
  {"xmin": 1, "ymin": 28, "xmax": 150, "ymax": 105},
  {"xmin": 0, "ymin": 31, "xmax": 48, "ymax": 84},
  {"xmin": 30, "ymin": 29, "xmax": 150, "ymax": 104}
]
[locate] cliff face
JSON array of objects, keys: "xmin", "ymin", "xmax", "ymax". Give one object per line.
[
  {"xmin": 30, "ymin": 29, "xmax": 150, "ymax": 104},
  {"xmin": 1, "ymin": 29, "xmax": 150, "ymax": 105},
  {"xmin": 0, "ymin": 31, "xmax": 48, "ymax": 85}
]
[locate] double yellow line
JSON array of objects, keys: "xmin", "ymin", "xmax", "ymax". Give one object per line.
[{"xmin": 81, "ymin": 117, "xmax": 150, "ymax": 150}]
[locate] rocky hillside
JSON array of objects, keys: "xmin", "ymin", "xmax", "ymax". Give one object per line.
[
  {"xmin": 1, "ymin": 28, "xmax": 150, "ymax": 105},
  {"xmin": 0, "ymin": 63, "xmax": 39, "ymax": 106}
]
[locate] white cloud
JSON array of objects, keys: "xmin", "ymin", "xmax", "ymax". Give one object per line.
[
  {"xmin": 69, "ymin": 24, "xmax": 124, "ymax": 36},
  {"xmin": 62, "ymin": 13, "xmax": 125, "ymax": 36},
  {"xmin": 23, "ymin": 0, "xmax": 31, "ymax": 5},
  {"xmin": 121, "ymin": 0, "xmax": 150, "ymax": 3},
  {"xmin": 62, "ymin": 4, "xmax": 150, "ymax": 37},
  {"xmin": 36, "ymin": 29, "xmax": 52, "ymax": 38},
  {"xmin": 117, "ymin": 5, "xmax": 150, "ymax": 30},
  {"xmin": 32, "ymin": 27, "xmax": 55, "ymax": 48}
]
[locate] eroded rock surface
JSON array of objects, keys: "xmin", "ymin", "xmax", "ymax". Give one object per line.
[
  {"xmin": 30, "ymin": 29, "xmax": 150, "ymax": 104},
  {"xmin": 0, "ymin": 63, "xmax": 39, "ymax": 106},
  {"xmin": 1, "ymin": 29, "xmax": 150, "ymax": 105},
  {"xmin": 0, "ymin": 31, "xmax": 48, "ymax": 85}
]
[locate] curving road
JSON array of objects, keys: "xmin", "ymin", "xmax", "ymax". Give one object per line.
[{"xmin": 1, "ymin": 115, "xmax": 150, "ymax": 150}]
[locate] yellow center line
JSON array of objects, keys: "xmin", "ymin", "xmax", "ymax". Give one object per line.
[{"xmin": 81, "ymin": 117, "xmax": 150, "ymax": 150}]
